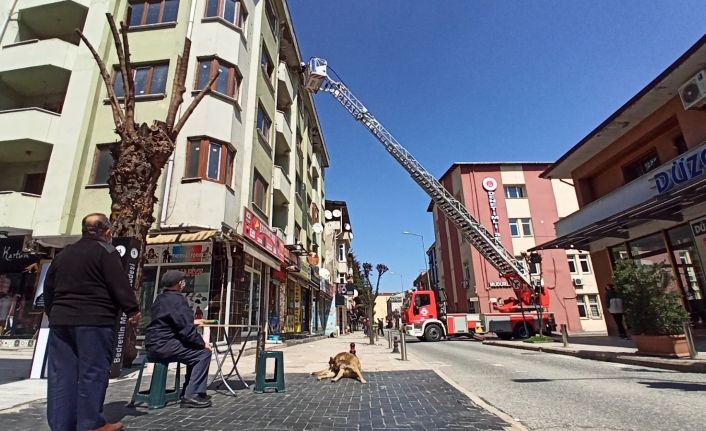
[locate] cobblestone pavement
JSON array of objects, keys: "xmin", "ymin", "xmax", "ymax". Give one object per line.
[{"xmin": 1, "ymin": 371, "xmax": 511, "ymax": 430}]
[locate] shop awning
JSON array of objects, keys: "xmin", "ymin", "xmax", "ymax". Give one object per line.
[
  {"xmin": 146, "ymin": 230, "xmax": 220, "ymax": 245},
  {"xmin": 533, "ymin": 175, "xmax": 706, "ymax": 251}
]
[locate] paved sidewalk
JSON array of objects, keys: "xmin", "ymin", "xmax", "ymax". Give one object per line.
[
  {"xmin": 0, "ymin": 332, "xmax": 520, "ymax": 430},
  {"xmin": 481, "ymin": 334, "xmax": 706, "ymax": 373}
]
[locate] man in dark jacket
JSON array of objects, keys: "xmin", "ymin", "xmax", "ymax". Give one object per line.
[
  {"xmin": 44, "ymin": 213, "xmax": 140, "ymax": 431},
  {"xmin": 145, "ymin": 270, "xmax": 212, "ymax": 408}
]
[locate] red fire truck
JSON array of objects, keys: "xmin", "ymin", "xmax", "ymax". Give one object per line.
[{"xmin": 304, "ymin": 59, "xmax": 557, "ymax": 341}]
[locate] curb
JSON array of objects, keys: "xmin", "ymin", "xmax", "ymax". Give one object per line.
[{"xmin": 482, "ymin": 340, "xmax": 706, "ymax": 373}]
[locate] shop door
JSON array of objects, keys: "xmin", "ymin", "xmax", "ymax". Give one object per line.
[
  {"xmin": 668, "ymin": 225, "xmax": 706, "ymax": 322},
  {"xmin": 301, "ymin": 288, "xmax": 311, "ymax": 333}
]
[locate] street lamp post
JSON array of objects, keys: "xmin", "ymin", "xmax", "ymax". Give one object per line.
[{"xmin": 403, "ymin": 231, "xmax": 432, "ymax": 291}]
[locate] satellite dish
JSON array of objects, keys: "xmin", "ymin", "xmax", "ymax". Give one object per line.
[
  {"xmin": 344, "ymin": 223, "xmax": 351, "ymax": 231},
  {"xmin": 319, "ymin": 268, "xmax": 330, "ymax": 280},
  {"xmin": 312, "ymin": 223, "xmax": 323, "ymax": 234},
  {"xmin": 332, "ymin": 209, "xmax": 342, "ymax": 218},
  {"xmin": 324, "ymin": 210, "xmax": 333, "ymax": 220}
]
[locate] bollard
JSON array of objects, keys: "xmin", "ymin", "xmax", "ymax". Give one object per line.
[
  {"xmin": 387, "ymin": 329, "xmax": 392, "ymax": 349},
  {"xmin": 400, "ymin": 330, "xmax": 407, "ymax": 361},
  {"xmin": 560, "ymin": 324, "xmax": 569, "ymax": 347},
  {"xmin": 684, "ymin": 322, "xmax": 698, "ymax": 359},
  {"xmin": 392, "ymin": 336, "xmax": 400, "ymax": 354}
]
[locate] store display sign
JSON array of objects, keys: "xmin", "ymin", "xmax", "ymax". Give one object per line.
[
  {"xmin": 243, "ymin": 207, "xmax": 285, "ymax": 262},
  {"xmin": 652, "ymin": 142, "xmax": 706, "ymax": 194},
  {"xmin": 481, "ymin": 177, "xmax": 502, "ymax": 242},
  {"xmin": 110, "ymin": 237, "xmax": 141, "ymax": 378},
  {"xmin": 145, "ymin": 242, "xmax": 211, "ymax": 265},
  {"xmin": 0, "ymin": 237, "xmax": 35, "ymax": 273}
]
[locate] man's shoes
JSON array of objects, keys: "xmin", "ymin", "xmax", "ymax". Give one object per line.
[
  {"xmin": 89, "ymin": 422, "xmax": 124, "ymax": 431},
  {"xmin": 197, "ymin": 393, "xmax": 212, "ymax": 401},
  {"xmin": 180, "ymin": 395, "xmax": 212, "ymax": 408}
]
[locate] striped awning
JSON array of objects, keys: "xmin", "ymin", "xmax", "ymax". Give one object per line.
[{"xmin": 146, "ymin": 230, "xmax": 219, "ymax": 245}]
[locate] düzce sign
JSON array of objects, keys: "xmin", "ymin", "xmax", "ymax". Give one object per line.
[
  {"xmin": 652, "ymin": 143, "xmax": 706, "ymax": 194},
  {"xmin": 243, "ymin": 207, "xmax": 285, "ymax": 262}
]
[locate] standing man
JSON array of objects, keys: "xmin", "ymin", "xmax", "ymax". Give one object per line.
[
  {"xmin": 145, "ymin": 270, "xmax": 212, "ymax": 408},
  {"xmin": 606, "ymin": 284, "xmax": 628, "ymax": 339},
  {"xmin": 44, "ymin": 213, "xmax": 140, "ymax": 431}
]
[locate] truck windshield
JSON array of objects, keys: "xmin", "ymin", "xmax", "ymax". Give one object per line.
[{"xmin": 402, "ymin": 292, "xmax": 410, "ymax": 310}]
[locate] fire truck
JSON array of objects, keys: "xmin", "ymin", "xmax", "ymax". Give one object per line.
[{"xmin": 303, "ymin": 59, "xmax": 556, "ymax": 341}]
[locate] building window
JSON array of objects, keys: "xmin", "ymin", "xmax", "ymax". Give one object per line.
[
  {"xmin": 261, "ymin": 45, "xmax": 274, "ymax": 82},
  {"xmin": 113, "ymin": 63, "xmax": 169, "ymax": 97},
  {"xmin": 205, "ymin": 0, "xmax": 247, "ymax": 28},
  {"xmin": 509, "ymin": 218, "xmax": 532, "ymax": 237},
  {"xmin": 567, "ymin": 255, "xmax": 578, "ymax": 274},
  {"xmin": 257, "ymin": 104, "xmax": 272, "ymax": 141},
  {"xmin": 673, "ymin": 135, "xmax": 688, "ymax": 155},
  {"xmin": 577, "ymin": 294, "xmax": 602, "ymax": 319},
  {"xmin": 578, "ymin": 254, "xmax": 591, "ymax": 273},
  {"xmin": 504, "ymin": 185, "xmax": 526, "ymax": 199},
  {"xmin": 337, "ymin": 244, "xmax": 346, "ymax": 262},
  {"xmin": 294, "ymin": 223, "xmax": 301, "ymax": 244},
  {"xmin": 265, "ymin": 0, "xmax": 277, "ymax": 35},
  {"xmin": 622, "ymin": 150, "xmax": 660, "ymax": 183},
  {"xmin": 129, "ymin": 0, "xmax": 179, "ymax": 27},
  {"xmin": 577, "ymin": 296, "xmax": 588, "ymax": 318},
  {"xmin": 184, "ymin": 138, "xmax": 235, "ymax": 185},
  {"xmin": 587, "ymin": 295, "xmax": 601, "ymax": 318},
  {"xmin": 252, "ymin": 170, "xmax": 268, "ymax": 212},
  {"xmin": 90, "ymin": 145, "xmax": 114, "ymax": 185},
  {"xmin": 196, "ymin": 58, "xmax": 242, "ymax": 100}
]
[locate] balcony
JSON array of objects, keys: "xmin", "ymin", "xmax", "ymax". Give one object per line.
[
  {"xmin": 277, "ymin": 62, "xmax": 293, "ymax": 109},
  {"xmin": 275, "ymin": 110, "xmax": 293, "ymax": 153},
  {"xmin": 0, "ymin": 108, "xmax": 61, "ymax": 144},
  {"xmin": 0, "ymin": 38, "xmax": 76, "ymax": 74},
  {"xmin": 15, "ymin": 0, "xmax": 89, "ymax": 46},
  {"xmin": 272, "ymin": 165, "xmax": 292, "ymax": 206},
  {"xmin": 0, "ymin": 192, "xmax": 41, "ymax": 233}
]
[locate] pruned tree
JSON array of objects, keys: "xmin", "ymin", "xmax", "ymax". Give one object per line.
[{"xmin": 76, "ymin": 13, "xmax": 219, "ymax": 365}]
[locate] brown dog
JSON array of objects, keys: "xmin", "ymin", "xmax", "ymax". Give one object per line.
[{"xmin": 311, "ymin": 352, "xmax": 367, "ymax": 384}]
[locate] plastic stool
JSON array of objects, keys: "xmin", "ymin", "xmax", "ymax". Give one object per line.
[
  {"xmin": 129, "ymin": 361, "xmax": 181, "ymax": 409},
  {"xmin": 254, "ymin": 350, "xmax": 285, "ymax": 393}
]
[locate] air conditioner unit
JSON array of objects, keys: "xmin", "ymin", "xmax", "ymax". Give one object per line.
[
  {"xmin": 679, "ymin": 70, "xmax": 706, "ymax": 110},
  {"xmin": 572, "ymin": 278, "xmax": 584, "ymax": 287}
]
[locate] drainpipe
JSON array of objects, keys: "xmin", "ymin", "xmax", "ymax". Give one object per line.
[
  {"xmin": 0, "ymin": 0, "xmax": 20, "ymax": 46},
  {"xmin": 159, "ymin": 0, "xmax": 199, "ymax": 227}
]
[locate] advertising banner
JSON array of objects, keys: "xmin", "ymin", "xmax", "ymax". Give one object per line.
[{"xmin": 243, "ymin": 208, "xmax": 285, "ymax": 262}]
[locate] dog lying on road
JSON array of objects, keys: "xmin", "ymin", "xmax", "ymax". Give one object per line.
[{"xmin": 311, "ymin": 352, "xmax": 367, "ymax": 384}]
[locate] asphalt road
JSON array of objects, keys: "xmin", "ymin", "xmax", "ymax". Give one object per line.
[{"xmin": 406, "ymin": 337, "xmax": 706, "ymax": 431}]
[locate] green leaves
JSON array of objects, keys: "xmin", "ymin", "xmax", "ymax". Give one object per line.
[{"xmin": 612, "ymin": 260, "xmax": 689, "ymax": 336}]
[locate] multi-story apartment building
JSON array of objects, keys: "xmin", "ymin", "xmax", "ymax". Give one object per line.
[
  {"xmin": 429, "ymin": 162, "xmax": 606, "ymax": 333},
  {"xmin": 322, "ymin": 200, "xmax": 354, "ymax": 335},
  {"xmin": 538, "ymin": 34, "xmax": 706, "ymax": 334},
  {"xmin": 0, "ymin": 0, "xmax": 331, "ymax": 340}
]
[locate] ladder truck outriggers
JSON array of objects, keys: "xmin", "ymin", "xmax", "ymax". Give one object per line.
[{"xmin": 303, "ymin": 59, "xmax": 556, "ymax": 341}]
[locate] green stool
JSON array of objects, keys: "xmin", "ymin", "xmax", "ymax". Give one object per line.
[
  {"xmin": 254, "ymin": 350, "xmax": 285, "ymax": 393},
  {"xmin": 129, "ymin": 360, "xmax": 181, "ymax": 409}
]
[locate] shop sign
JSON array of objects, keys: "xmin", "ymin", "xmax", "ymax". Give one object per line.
[
  {"xmin": 243, "ymin": 207, "xmax": 285, "ymax": 262},
  {"xmin": 110, "ymin": 237, "xmax": 141, "ymax": 378},
  {"xmin": 691, "ymin": 219, "xmax": 706, "ymax": 238},
  {"xmin": 0, "ymin": 237, "xmax": 35, "ymax": 273},
  {"xmin": 298, "ymin": 256, "xmax": 312, "ymax": 282},
  {"xmin": 272, "ymin": 269, "xmax": 287, "ymax": 282},
  {"xmin": 488, "ymin": 280, "xmax": 510, "ymax": 288},
  {"xmin": 652, "ymin": 143, "xmax": 706, "ymax": 194},
  {"xmin": 145, "ymin": 242, "xmax": 211, "ymax": 265},
  {"xmin": 481, "ymin": 177, "xmax": 502, "ymax": 242}
]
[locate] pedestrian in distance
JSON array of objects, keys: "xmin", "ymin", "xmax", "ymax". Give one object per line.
[
  {"xmin": 606, "ymin": 283, "xmax": 628, "ymax": 339},
  {"xmin": 44, "ymin": 213, "xmax": 141, "ymax": 431},
  {"xmin": 145, "ymin": 270, "xmax": 213, "ymax": 408},
  {"xmin": 377, "ymin": 318, "xmax": 385, "ymax": 336}
]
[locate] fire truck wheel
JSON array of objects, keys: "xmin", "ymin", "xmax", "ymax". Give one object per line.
[
  {"xmin": 513, "ymin": 323, "xmax": 534, "ymax": 339},
  {"xmin": 423, "ymin": 324, "xmax": 443, "ymax": 342}
]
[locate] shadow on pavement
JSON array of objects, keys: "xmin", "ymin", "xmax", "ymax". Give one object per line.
[
  {"xmin": 638, "ymin": 381, "xmax": 706, "ymax": 392},
  {"xmin": 104, "ymin": 401, "xmax": 148, "ymax": 423}
]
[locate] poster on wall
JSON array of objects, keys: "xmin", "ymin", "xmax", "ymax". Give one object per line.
[
  {"xmin": 0, "ymin": 237, "xmax": 41, "ymax": 340},
  {"xmin": 144, "ymin": 242, "xmax": 212, "ymax": 265}
]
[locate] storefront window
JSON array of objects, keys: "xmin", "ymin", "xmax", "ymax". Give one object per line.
[
  {"xmin": 138, "ymin": 267, "xmax": 158, "ymax": 331},
  {"xmin": 667, "ymin": 224, "xmax": 706, "ymax": 320},
  {"xmin": 609, "ymin": 244, "xmax": 629, "ymax": 265}
]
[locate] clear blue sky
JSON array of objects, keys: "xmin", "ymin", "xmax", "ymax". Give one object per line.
[{"xmin": 289, "ymin": 1, "xmax": 705, "ymax": 293}]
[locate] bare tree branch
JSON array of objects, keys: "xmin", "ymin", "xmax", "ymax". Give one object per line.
[
  {"xmin": 166, "ymin": 39, "xmax": 191, "ymax": 130},
  {"xmin": 75, "ymin": 28, "xmax": 125, "ymax": 128},
  {"xmin": 106, "ymin": 13, "xmax": 134, "ymax": 134},
  {"xmin": 171, "ymin": 71, "xmax": 219, "ymax": 138},
  {"xmin": 119, "ymin": 20, "xmax": 136, "ymax": 129}
]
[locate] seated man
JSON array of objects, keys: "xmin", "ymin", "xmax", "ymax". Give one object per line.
[{"xmin": 145, "ymin": 270, "xmax": 212, "ymax": 408}]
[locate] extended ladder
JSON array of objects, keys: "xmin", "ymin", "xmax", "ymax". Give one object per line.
[{"xmin": 304, "ymin": 58, "xmax": 531, "ymax": 287}]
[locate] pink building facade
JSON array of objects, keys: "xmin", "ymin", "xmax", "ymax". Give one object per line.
[{"xmin": 430, "ymin": 162, "xmax": 606, "ymax": 333}]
